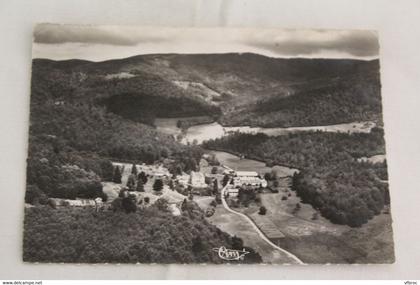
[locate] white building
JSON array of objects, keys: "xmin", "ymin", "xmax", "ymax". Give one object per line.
[
  {"xmin": 138, "ymin": 164, "xmax": 170, "ymax": 178},
  {"xmin": 190, "ymin": 171, "xmax": 207, "ymax": 188},
  {"xmin": 176, "ymin": 173, "xmax": 190, "ymax": 187},
  {"xmin": 232, "ymin": 171, "xmax": 267, "ymax": 188},
  {"xmin": 226, "ymin": 187, "xmax": 239, "ymax": 197}
]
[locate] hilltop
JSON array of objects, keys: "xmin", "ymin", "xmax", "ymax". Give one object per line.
[{"xmin": 32, "ymin": 53, "xmax": 382, "ymax": 127}]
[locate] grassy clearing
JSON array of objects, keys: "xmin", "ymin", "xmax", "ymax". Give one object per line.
[
  {"xmin": 242, "ymin": 182, "xmax": 394, "ymax": 263},
  {"xmin": 206, "ymin": 206, "xmax": 298, "ymax": 264}
]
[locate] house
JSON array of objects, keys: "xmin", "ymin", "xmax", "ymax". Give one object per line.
[
  {"xmin": 176, "ymin": 173, "xmax": 190, "ymax": 187},
  {"xmin": 50, "ymin": 198, "xmax": 96, "ymax": 207},
  {"xmin": 190, "ymin": 171, "xmax": 207, "ymax": 188},
  {"xmin": 233, "ymin": 171, "xmax": 267, "ymax": 188},
  {"xmin": 138, "ymin": 164, "xmax": 170, "ymax": 178},
  {"xmin": 226, "ymin": 187, "xmax": 239, "ymax": 197}
]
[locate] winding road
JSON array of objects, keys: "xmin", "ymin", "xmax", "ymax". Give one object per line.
[{"xmin": 221, "ymin": 183, "xmax": 305, "ymax": 265}]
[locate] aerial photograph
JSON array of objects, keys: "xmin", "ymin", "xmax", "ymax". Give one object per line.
[{"xmin": 23, "ymin": 24, "xmax": 394, "ymax": 264}]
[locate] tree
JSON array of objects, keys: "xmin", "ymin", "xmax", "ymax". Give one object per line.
[
  {"xmin": 119, "ymin": 188, "xmax": 128, "ymax": 198},
  {"xmin": 215, "ymin": 194, "xmax": 222, "ymax": 204},
  {"xmin": 211, "ymin": 166, "xmax": 218, "ymax": 174},
  {"xmin": 136, "ymin": 178, "xmax": 145, "ymax": 192},
  {"xmin": 241, "ymin": 247, "xmax": 263, "ymax": 263},
  {"xmin": 264, "ymin": 173, "xmax": 272, "ymax": 181},
  {"xmin": 128, "ymin": 243, "xmax": 151, "ymax": 263},
  {"xmin": 131, "ymin": 163, "xmax": 138, "ymax": 176},
  {"xmin": 111, "ymin": 197, "xmax": 123, "ymax": 212},
  {"xmin": 231, "ymin": 235, "xmax": 244, "ymax": 250},
  {"xmin": 292, "ymin": 203, "xmax": 301, "ymax": 214},
  {"xmin": 153, "ymin": 179, "xmax": 163, "ymax": 192},
  {"xmin": 127, "ymin": 174, "xmax": 136, "ymax": 191},
  {"xmin": 181, "ymin": 198, "xmax": 188, "ymax": 212},
  {"xmin": 168, "ymin": 179, "xmax": 174, "ymax": 190},
  {"xmin": 99, "ymin": 191, "xmax": 108, "ymax": 203},
  {"xmin": 122, "ymin": 194, "xmax": 137, "ymax": 213},
  {"xmin": 155, "ymin": 198, "xmax": 169, "ymax": 211},
  {"xmin": 25, "ymin": 185, "xmax": 48, "ymax": 205},
  {"xmin": 137, "ymin": 171, "xmax": 148, "ymax": 184},
  {"xmin": 258, "ymin": 206, "xmax": 267, "ymax": 215},
  {"xmin": 222, "ymin": 174, "xmax": 230, "ymax": 187},
  {"xmin": 113, "ymin": 166, "xmax": 122, "ymax": 184},
  {"xmin": 213, "ymin": 179, "xmax": 219, "ymax": 195},
  {"xmin": 47, "ymin": 199, "xmax": 57, "ymax": 209},
  {"xmin": 191, "ymin": 236, "xmax": 204, "ymax": 254}
]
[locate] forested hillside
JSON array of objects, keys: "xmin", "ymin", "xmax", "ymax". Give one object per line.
[
  {"xmin": 23, "ymin": 204, "xmax": 262, "ymax": 263},
  {"xmin": 219, "ymin": 72, "xmax": 382, "ymax": 127},
  {"xmin": 203, "ymin": 129, "xmax": 389, "ymax": 227},
  {"xmin": 32, "ymin": 54, "xmax": 381, "ymax": 128},
  {"xmin": 27, "ymin": 59, "xmax": 205, "ymax": 203}
]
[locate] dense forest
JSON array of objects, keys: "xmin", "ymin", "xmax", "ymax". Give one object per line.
[
  {"xmin": 31, "ymin": 54, "xmax": 381, "ymax": 129},
  {"xmin": 203, "ymin": 128, "xmax": 389, "ymax": 227},
  {"xmin": 220, "ymin": 72, "xmax": 382, "ymax": 127},
  {"xmin": 31, "ymin": 59, "xmax": 221, "ymax": 125},
  {"xmin": 26, "ymin": 60, "xmax": 205, "ymax": 203},
  {"xmin": 23, "ymin": 204, "xmax": 262, "ymax": 263}
]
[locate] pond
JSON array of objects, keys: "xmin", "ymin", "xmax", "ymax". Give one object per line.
[{"xmin": 155, "ymin": 117, "xmax": 376, "ymax": 145}]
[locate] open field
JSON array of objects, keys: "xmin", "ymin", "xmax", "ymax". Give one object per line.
[
  {"xmin": 208, "ymin": 206, "xmax": 299, "ymax": 264},
  {"xmin": 225, "ymin": 121, "xmax": 376, "ymax": 135},
  {"xmin": 238, "ymin": 182, "xmax": 394, "ymax": 263},
  {"xmin": 195, "ymin": 197, "xmax": 300, "ymax": 264},
  {"xmin": 209, "ymin": 150, "xmax": 272, "ymax": 174}
]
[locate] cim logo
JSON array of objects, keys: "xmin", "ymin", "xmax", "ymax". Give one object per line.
[{"xmin": 213, "ymin": 246, "xmax": 250, "ymax": 261}]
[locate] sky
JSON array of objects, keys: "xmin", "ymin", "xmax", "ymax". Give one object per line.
[{"xmin": 32, "ymin": 24, "xmax": 379, "ymax": 61}]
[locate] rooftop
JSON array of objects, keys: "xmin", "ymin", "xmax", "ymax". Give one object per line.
[{"xmin": 235, "ymin": 171, "xmax": 259, "ymax": 177}]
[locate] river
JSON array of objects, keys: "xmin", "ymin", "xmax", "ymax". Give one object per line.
[{"xmin": 155, "ymin": 118, "xmax": 376, "ymax": 145}]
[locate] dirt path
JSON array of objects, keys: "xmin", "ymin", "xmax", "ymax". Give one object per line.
[{"xmin": 217, "ymin": 185, "xmax": 304, "ymax": 264}]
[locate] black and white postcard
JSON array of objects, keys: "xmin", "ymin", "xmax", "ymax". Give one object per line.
[{"xmin": 23, "ymin": 24, "xmax": 394, "ymax": 264}]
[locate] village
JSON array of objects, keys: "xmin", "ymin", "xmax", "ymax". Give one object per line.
[{"xmin": 47, "ymin": 152, "xmax": 275, "ymax": 219}]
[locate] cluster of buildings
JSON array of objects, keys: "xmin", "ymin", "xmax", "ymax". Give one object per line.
[
  {"xmin": 136, "ymin": 164, "xmax": 171, "ymax": 179},
  {"xmin": 176, "ymin": 171, "xmax": 207, "ymax": 188},
  {"xmin": 224, "ymin": 169, "xmax": 268, "ymax": 197},
  {"xmin": 115, "ymin": 161, "xmax": 268, "ymax": 199}
]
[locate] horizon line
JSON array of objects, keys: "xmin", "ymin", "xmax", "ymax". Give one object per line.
[{"xmin": 32, "ymin": 51, "xmax": 380, "ymax": 63}]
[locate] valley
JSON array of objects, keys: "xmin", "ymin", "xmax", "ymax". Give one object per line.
[{"xmin": 24, "ymin": 52, "xmax": 393, "ymax": 264}]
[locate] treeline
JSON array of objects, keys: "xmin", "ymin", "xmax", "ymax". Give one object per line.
[
  {"xmin": 26, "ymin": 101, "xmax": 204, "ymax": 203},
  {"xmin": 30, "ymin": 102, "xmax": 198, "ymax": 163},
  {"xmin": 23, "ymin": 204, "xmax": 262, "ymax": 263},
  {"xmin": 102, "ymin": 92, "xmax": 220, "ymax": 125},
  {"xmin": 203, "ymin": 128, "xmax": 389, "ymax": 227},
  {"xmin": 27, "ymin": 67, "xmax": 208, "ymax": 202},
  {"xmin": 31, "ymin": 60, "xmax": 221, "ymax": 126},
  {"xmin": 25, "ymin": 135, "xmax": 112, "ymax": 204},
  {"xmin": 176, "ymin": 116, "xmax": 215, "ymax": 130},
  {"xmin": 220, "ymin": 73, "xmax": 382, "ymax": 128}
]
